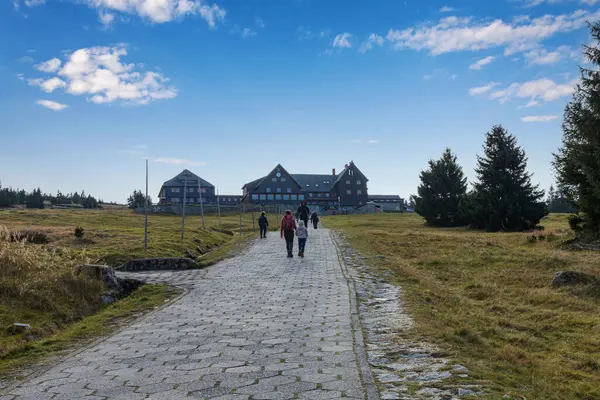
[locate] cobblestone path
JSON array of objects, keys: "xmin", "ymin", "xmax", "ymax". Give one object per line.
[{"xmin": 1, "ymin": 229, "xmax": 377, "ymax": 400}]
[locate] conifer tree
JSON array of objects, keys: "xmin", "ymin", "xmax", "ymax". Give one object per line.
[
  {"xmin": 412, "ymin": 148, "xmax": 468, "ymax": 227},
  {"xmin": 553, "ymin": 22, "xmax": 600, "ymax": 237}
]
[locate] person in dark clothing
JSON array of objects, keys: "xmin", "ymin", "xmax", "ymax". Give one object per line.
[
  {"xmin": 258, "ymin": 211, "xmax": 269, "ymax": 238},
  {"xmin": 310, "ymin": 212, "xmax": 319, "ymax": 229},
  {"xmin": 296, "ymin": 201, "xmax": 310, "ymax": 230},
  {"xmin": 280, "ymin": 210, "xmax": 297, "ymax": 258}
]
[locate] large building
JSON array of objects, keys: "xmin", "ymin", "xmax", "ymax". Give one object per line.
[
  {"xmin": 241, "ymin": 161, "xmax": 369, "ymax": 207},
  {"xmin": 158, "ymin": 169, "xmax": 241, "ymax": 205}
]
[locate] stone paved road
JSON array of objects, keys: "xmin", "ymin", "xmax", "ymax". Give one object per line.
[{"xmin": 1, "ymin": 229, "xmax": 376, "ymax": 400}]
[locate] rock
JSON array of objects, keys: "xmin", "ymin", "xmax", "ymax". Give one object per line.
[
  {"xmin": 193, "ymin": 238, "xmax": 202, "ymax": 244},
  {"xmin": 100, "ymin": 293, "xmax": 118, "ymax": 305},
  {"xmin": 551, "ymin": 271, "xmax": 597, "ymax": 287},
  {"xmin": 119, "ymin": 257, "xmax": 199, "ymax": 272},
  {"xmin": 75, "ymin": 264, "xmax": 120, "ymax": 289},
  {"xmin": 210, "ymin": 227, "xmax": 234, "ymax": 236},
  {"xmin": 458, "ymin": 388, "xmax": 476, "ymax": 396}
]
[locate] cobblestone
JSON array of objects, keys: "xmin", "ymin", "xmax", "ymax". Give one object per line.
[{"xmin": 1, "ymin": 229, "xmax": 375, "ymax": 399}]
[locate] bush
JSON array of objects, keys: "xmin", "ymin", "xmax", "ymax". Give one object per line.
[{"xmin": 74, "ymin": 226, "xmax": 85, "ymax": 239}]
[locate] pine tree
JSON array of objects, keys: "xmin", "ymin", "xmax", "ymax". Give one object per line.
[
  {"xmin": 412, "ymin": 148, "xmax": 468, "ymax": 227},
  {"xmin": 465, "ymin": 125, "xmax": 547, "ymax": 231},
  {"xmin": 553, "ymin": 22, "xmax": 600, "ymax": 237}
]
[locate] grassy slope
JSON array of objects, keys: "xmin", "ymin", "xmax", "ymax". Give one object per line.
[
  {"xmin": 0, "ymin": 208, "xmax": 259, "ymax": 374},
  {"xmin": 325, "ymin": 213, "xmax": 600, "ymax": 400}
]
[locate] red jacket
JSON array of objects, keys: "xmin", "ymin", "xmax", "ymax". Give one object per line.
[{"xmin": 280, "ymin": 215, "xmax": 296, "ymax": 234}]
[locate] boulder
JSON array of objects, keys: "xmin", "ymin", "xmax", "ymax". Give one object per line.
[{"xmin": 552, "ymin": 271, "xmax": 597, "ymax": 287}]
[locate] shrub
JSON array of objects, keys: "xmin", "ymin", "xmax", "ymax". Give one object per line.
[{"xmin": 74, "ymin": 226, "xmax": 85, "ymax": 239}]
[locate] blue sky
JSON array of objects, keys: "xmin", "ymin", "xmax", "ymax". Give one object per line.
[{"xmin": 1, "ymin": 0, "xmax": 597, "ymax": 202}]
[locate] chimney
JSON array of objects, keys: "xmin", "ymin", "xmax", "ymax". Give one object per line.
[
  {"xmin": 344, "ymin": 164, "xmax": 348, "ymax": 169},
  {"xmin": 332, "ymin": 168, "xmax": 336, "ymax": 176}
]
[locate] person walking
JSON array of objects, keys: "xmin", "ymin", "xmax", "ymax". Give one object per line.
[
  {"xmin": 296, "ymin": 201, "xmax": 310, "ymax": 230},
  {"xmin": 310, "ymin": 212, "xmax": 319, "ymax": 229},
  {"xmin": 258, "ymin": 211, "xmax": 269, "ymax": 238},
  {"xmin": 280, "ymin": 210, "xmax": 297, "ymax": 258},
  {"xmin": 296, "ymin": 220, "xmax": 308, "ymax": 257}
]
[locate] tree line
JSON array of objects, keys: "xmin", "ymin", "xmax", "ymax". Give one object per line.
[
  {"xmin": 0, "ymin": 182, "xmax": 102, "ymax": 209},
  {"xmin": 412, "ymin": 22, "xmax": 600, "ymax": 239}
]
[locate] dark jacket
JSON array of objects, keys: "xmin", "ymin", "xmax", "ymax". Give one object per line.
[
  {"xmin": 258, "ymin": 215, "xmax": 268, "ymax": 227},
  {"xmin": 297, "ymin": 205, "xmax": 310, "ymax": 220},
  {"xmin": 310, "ymin": 213, "xmax": 319, "ymax": 222}
]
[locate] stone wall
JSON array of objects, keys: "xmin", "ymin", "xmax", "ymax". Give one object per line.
[{"xmin": 118, "ymin": 257, "xmax": 199, "ymax": 272}]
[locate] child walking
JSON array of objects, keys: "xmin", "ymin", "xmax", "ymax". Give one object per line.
[
  {"xmin": 258, "ymin": 211, "xmax": 269, "ymax": 238},
  {"xmin": 296, "ymin": 220, "xmax": 308, "ymax": 257}
]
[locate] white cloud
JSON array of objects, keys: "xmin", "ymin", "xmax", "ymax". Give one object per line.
[
  {"xmin": 522, "ymin": 0, "xmax": 599, "ymax": 7},
  {"xmin": 99, "ymin": 11, "xmax": 115, "ymax": 27},
  {"xmin": 29, "ymin": 77, "xmax": 67, "ymax": 92},
  {"xmin": 297, "ymin": 26, "xmax": 330, "ymax": 41},
  {"xmin": 255, "ymin": 17, "xmax": 265, "ymax": 28},
  {"xmin": 423, "ymin": 74, "xmax": 434, "ymax": 81},
  {"xmin": 469, "ymin": 55, "xmax": 495, "ymax": 70},
  {"xmin": 25, "ymin": 45, "xmax": 177, "ymax": 106},
  {"xmin": 469, "ymin": 82, "xmax": 500, "ymax": 95},
  {"xmin": 367, "ymin": 139, "xmax": 380, "ymax": 144},
  {"xmin": 521, "ymin": 115, "xmax": 559, "ymax": 122},
  {"xmin": 422, "ymin": 69, "xmax": 456, "ymax": 81},
  {"xmin": 35, "ymin": 57, "xmax": 61, "ymax": 72},
  {"xmin": 332, "ymin": 33, "xmax": 352, "ymax": 49},
  {"xmin": 485, "ymin": 78, "xmax": 577, "ymax": 104},
  {"xmin": 19, "ymin": 56, "xmax": 35, "ymax": 63},
  {"xmin": 439, "ymin": 6, "xmax": 455, "ymax": 12},
  {"xmin": 524, "ymin": 45, "xmax": 576, "ymax": 65},
  {"xmin": 385, "ymin": 9, "xmax": 600, "ymax": 55},
  {"xmin": 22, "ymin": 0, "xmax": 226, "ymax": 26},
  {"xmin": 36, "ymin": 99, "xmax": 68, "ymax": 111},
  {"xmin": 359, "ymin": 33, "xmax": 385, "ymax": 53},
  {"xmin": 241, "ymin": 28, "xmax": 257, "ymax": 38},
  {"xmin": 154, "ymin": 157, "xmax": 206, "ymax": 166},
  {"xmin": 350, "ymin": 139, "xmax": 362, "ymax": 143}
]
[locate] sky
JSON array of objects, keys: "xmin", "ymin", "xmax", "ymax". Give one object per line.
[{"xmin": 0, "ymin": 0, "xmax": 598, "ymax": 203}]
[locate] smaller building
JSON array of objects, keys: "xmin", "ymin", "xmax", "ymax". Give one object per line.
[
  {"xmin": 158, "ymin": 169, "xmax": 241, "ymax": 205},
  {"xmin": 367, "ymin": 195, "xmax": 405, "ymax": 212}
]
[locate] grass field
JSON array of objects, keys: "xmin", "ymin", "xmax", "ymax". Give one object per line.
[
  {"xmin": 0, "ymin": 208, "xmax": 262, "ymax": 375},
  {"xmin": 325, "ymin": 213, "xmax": 600, "ymax": 400}
]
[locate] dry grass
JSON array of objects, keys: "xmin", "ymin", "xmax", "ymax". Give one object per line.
[
  {"xmin": 325, "ymin": 213, "xmax": 600, "ymax": 400},
  {"xmin": 0, "ymin": 208, "xmax": 258, "ymax": 371}
]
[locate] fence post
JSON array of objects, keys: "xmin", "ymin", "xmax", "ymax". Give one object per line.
[
  {"xmin": 239, "ymin": 210, "xmax": 242, "ymax": 235},
  {"xmin": 252, "ymin": 212, "xmax": 256, "ymax": 232}
]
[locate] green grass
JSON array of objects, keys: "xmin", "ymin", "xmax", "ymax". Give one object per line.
[
  {"xmin": 0, "ymin": 285, "xmax": 179, "ymax": 377},
  {"xmin": 325, "ymin": 213, "xmax": 600, "ymax": 400},
  {"xmin": 0, "ymin": 208, "xmax": 259, "ymax": 374}
]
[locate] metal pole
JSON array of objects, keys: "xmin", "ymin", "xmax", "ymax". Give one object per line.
[
  {"xmin": 198, "ymin": 181, "xmax": 205, "ymax": 230},
  {"xmin": 181, "ymin": 180, "xmax": 187, "ymax": 240},
  {"xmin": 144, "ymin": 159, "xmax": 148, "ymax": 251},
  {"xmin": 217, "ymin": 189, "xmax": 221, "ymax": 231}
]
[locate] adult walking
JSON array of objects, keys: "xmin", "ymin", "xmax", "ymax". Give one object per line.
[
  {"xmin": 280, "ymin": 210, "xmax": 297, "ymax": 258},
  {"xmin": 258, "ymin": 211, "xmax": 269, "ymax": 238},
  {"xmin": 296, "ymin": 201, "xmax": 310, "ymax": 230}
]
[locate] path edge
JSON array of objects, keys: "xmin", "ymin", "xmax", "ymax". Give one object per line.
[{"xmin": 330, "ymin": 230, "xmax": 380, "ymax": 400}]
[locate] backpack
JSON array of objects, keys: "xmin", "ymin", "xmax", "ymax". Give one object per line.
[{"xmin": 283, "ymin": 217, "xmax": 295, "ymax": 231}]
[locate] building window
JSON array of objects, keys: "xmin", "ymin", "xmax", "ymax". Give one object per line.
[
  {"xmin": 346, "ymin": 180, "xmax": 350, "ymax": 185},
  {"xmin": 299, "ymin": 194, "xmax": 305, "ymax": 200},
  {"xmin": 172, "ymin": 188, "xmax": 180, "ymax": 193},
  {"xmin": 325, "ymin": 193, "xmax": 330, "ymax": 198},
  {"xmin": 266, "ymin": 188, "xmax": 272, "ymax": 193},
  {"xmin": 260, "ymin": 194, "xmax": 267, "ymax": 200},
  {"xmin": 275, "ymin": 195, "xmax": 282, "ymax": 200},
  {"xmin": 201, "ymin": 188, "xmax": 206, "ymax": 193},
  {"xmin": 283, "ymin": 195, "xmax": 289, "ymax": 200},
  {"xmin": 286, "ymin": 188, "xmax": 291, "ymax": 193},
  {"xmin": 317, "ymin": 193, "xmax": 321, "ymax": 198},
  {"xmin": 349, "ymin": 170, "xmax": 354, "ymax": 176},
  {"xmin": 357, "ymin": 180, "xmax": 361, "ymax": 185},
  {"xmin": 309, "ymin": 193, "xmax": 313, "ymax": 198},
  {"xmin": 346, "ymin": 189, "xmax": 351, "ymax": 195},
  {"xmin": 357, "ymin": 190, "xmax": 362, "ymax": 195},
  {"xmin": 281, "ymin": 177, "xmax": 286, "ymax": 182},
  {"xmin": 252, "ymin": 194, "xmax": 258, "ymax": 200},
  {"xmin": 277, "ymin": 188, "xmax": 282, "ymax": 193},
  {"xmin": 172, "ymin": 198, "xmax": 179, "ymax": 203},
  {"xmin": 272, "ymin": 177, "xmax": 277, "ymax": 182},
  {"xmin": 291, "ymin": 195, "xmax": 297, "ymax": 200},
  {"xmin": 267, "ymin": 194, "xmax": 274, "ymax": 200}
]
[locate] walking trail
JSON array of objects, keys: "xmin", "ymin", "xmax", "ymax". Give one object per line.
[{"xmin": 1, "ymin": 228, "xmax": 378, "ymax": 400}]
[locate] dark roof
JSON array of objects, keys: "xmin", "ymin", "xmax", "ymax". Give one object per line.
[
  {"xmin": 368, "ymin": 195, "xmax": 402, "ymax": 201},
  {"xmin": 292, "ymin": 174, "xmax": 337, "ymax": 193},
  {"xmin": 161, "ymin": 169, "xmax": 215, "ymax": 188}
]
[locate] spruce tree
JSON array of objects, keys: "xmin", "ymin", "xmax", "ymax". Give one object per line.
[
  {"xmin": 412, "ymin": 148, "xmax": 468, "ymax": 227},
  {"xmin": 553, "ymin": 22, "xmax": 600, "ymax": 237},
  {"xmin": 466, "ymin": 125, "xmax": 547, "ymax": 231}
]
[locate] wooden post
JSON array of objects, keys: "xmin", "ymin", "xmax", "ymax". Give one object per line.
[
  {"xmin": 239, "ymin": 211, "xmax": 242, "ymax": 235},
  {"xmin": 252, "ymin": 212, "xmax": 256, "ymax": 232}
]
